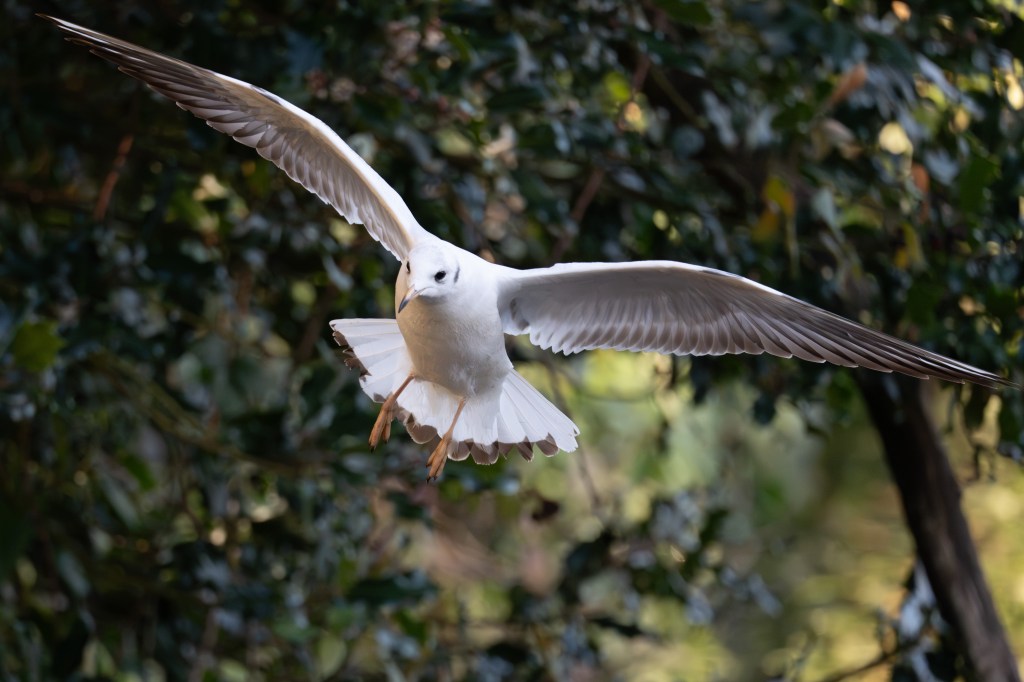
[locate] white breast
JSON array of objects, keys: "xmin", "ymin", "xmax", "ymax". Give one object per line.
[{"xmin": 395, "ymin": 265, "xmax": 512, "ymax": 397}]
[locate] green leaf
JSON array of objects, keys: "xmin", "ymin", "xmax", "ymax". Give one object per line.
[
  {"xmin": 10, "ymin": 320, "xmax": 64, "ymax": 372},
  {"xmin": 99, "ymin": 475, "xmax": 140, "ymax": 529},
  {"xmin": 56, "ymin": 550, "xmax": 90, "ymax": 598},
  {"xmin": 0, "ymin": 501, "xmax": 32, "ymax": 581},
  {"xmin": 121, "ymin": 452, "xmax": 157, "ymax": 492},
  {"xmin": 958, "ymin": 152, "xmax": 999, "ymax": 213},
  {"xmin": 652, "ymin": 0, "xmax": 713, "ymax": 26},
  {"xmin": 487, "ymin": 85, "xmax": 547, "ymax": 112},
  {"xmin": 316, "ymin": 633, "xmax": 348, "ymax": 678},
  {"xmin": 904, "ymin": 280, "xmax": 943, "ymax": 326},
  {"xmin": 602, "ymin": 71, "xmax": 633, "ymax": 106},
  {"xmin": 217, "ymin": 660, "xmax": 249, "ymax": 682}
]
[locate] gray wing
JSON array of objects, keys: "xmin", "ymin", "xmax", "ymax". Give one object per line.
[
  {"xmin": 44, "ymin": 15, "xmax": 429, "ymax": 261},
  {"xmin": 497, "ymin": 261, "xmax": 1017, "ymax": 389}
]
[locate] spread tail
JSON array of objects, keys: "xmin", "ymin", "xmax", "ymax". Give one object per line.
[{"xmin": 330, "ymin": 318, "xmax": 578, "ymax": 465}]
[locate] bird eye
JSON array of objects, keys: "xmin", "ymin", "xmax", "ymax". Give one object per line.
[{"xmin": 434, "ymin": 270, "xmax": 447, "ymax": 282}]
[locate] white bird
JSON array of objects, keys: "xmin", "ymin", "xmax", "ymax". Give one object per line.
[{"xmin": 45, "ymin": 16, "xmax": 1018, "ymax": 479}]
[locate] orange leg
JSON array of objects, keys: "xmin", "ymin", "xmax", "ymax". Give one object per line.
[
  {"xmin": 369, "ymin": 374, "xmax": 415, "ymax": 450},
  {"xmin": 426, "ymin": 398, "xmax": 467, "ymax": 481}
]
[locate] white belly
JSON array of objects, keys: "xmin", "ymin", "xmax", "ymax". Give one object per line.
[{"xmin": 395, "ymin": 278, "xmax": 512, "ymax": 398}]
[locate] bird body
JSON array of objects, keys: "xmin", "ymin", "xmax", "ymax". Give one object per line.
[
  {"xmin": 341, "ymin": 239, "xmax": 580, "ymax": 471},
  {"xmin": 395, "ymin": 242, "xmax": 510, "ymax": 397},
  {"xmin": 44, "ymin": 15, "xmax": 1017, "ymax": 478}
]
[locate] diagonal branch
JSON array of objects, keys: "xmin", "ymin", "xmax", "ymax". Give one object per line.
[{"xmin": 93, "ymin": 133, "xmax": 134, "ymax": 220}]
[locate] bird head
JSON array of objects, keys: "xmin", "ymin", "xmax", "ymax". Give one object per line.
[{"xmin": 399, "ymin": 244, "xmax": 462, "ymax": 313}]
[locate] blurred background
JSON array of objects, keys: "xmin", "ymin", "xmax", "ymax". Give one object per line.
[{"xmin": 2, "ymin": 0, "xmax": 1022, "ymax": 679}]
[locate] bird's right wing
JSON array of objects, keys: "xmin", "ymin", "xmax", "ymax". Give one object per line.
[
  {"xmin": 44, "ymin": 15, "xmax": 430, "ymax": 261},
  {"xmin": 496, "ymin": 260, "xmax": 1017, "ymax": 389}
]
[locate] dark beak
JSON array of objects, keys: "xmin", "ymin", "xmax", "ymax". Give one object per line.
[{"xmin": 398, "ymin": 287, "xmax": 422, "ymax": 314}]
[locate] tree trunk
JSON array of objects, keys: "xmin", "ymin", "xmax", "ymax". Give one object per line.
[{"xmin": 857, "ymin": 373, "xmax": 1020, "ymax": 681}]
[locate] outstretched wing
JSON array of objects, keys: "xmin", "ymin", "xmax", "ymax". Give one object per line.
[
  {"xmin": 43, "ymin": 15, "xmax": 429, "ymax": 261},
  {"xmin": 497, "ymin": 261, "xmax": 1017, "ymax": 389}
]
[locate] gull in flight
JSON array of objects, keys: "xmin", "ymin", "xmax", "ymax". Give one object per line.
[{"xmin": 45, "ymin": 16, "xmax": 1018, "ymax": 479}]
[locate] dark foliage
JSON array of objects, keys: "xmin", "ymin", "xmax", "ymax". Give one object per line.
[{"xmin": 2, "ymin": 0, "xmax": 1021, "ymax": 679}]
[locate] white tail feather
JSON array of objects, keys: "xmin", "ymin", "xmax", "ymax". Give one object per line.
[{"xmin": 330, "ymin": 318, "xmax": 579, "ymax": 465}]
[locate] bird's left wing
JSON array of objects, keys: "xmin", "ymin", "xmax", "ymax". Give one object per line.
[
  {"xmin": 43, "ymin": 15, "xmax": 429, "ymax": 261},
  {"xmin": 496, "ymin": 260, "xmax": 1017, "ymax": 389}
]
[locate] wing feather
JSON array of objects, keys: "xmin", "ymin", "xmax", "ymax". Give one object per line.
[
  {"xmin": 496, "ymin": 261, "xmax": 1017, "ymax": 389},
  {"xmin": 43, "ymin": 15, "xmax": 429, "ymax": 260}
]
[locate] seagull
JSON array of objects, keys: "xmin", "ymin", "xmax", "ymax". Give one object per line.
[{"xmin": 45, "ymin": 16, "xmax": 1018, "ymax": 479}]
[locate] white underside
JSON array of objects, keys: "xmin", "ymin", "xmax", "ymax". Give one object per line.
[{"xmin": 330, "ymin": 318, "xmax": 579, "ymax": 464}]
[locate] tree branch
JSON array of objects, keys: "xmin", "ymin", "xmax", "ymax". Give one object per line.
[{"xmin": 857, "ymin": 373, "xmax": 1020, "ymax": 681}]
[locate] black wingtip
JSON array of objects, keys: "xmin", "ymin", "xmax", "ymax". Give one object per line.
[
  {"xmin": 37, "ymin": 14, "xmax": 71, "ymax": 26},
  {"xmin": 958, "ymin": 373, "xmax": 1019, "ymax": 391},
  {"xmin": 38, "ymin": 15, "xmax": 82, "ymax": 39},
  {"xmin": 995, "ymin": 376, "xmax": 1022, "ymax": 390}
]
